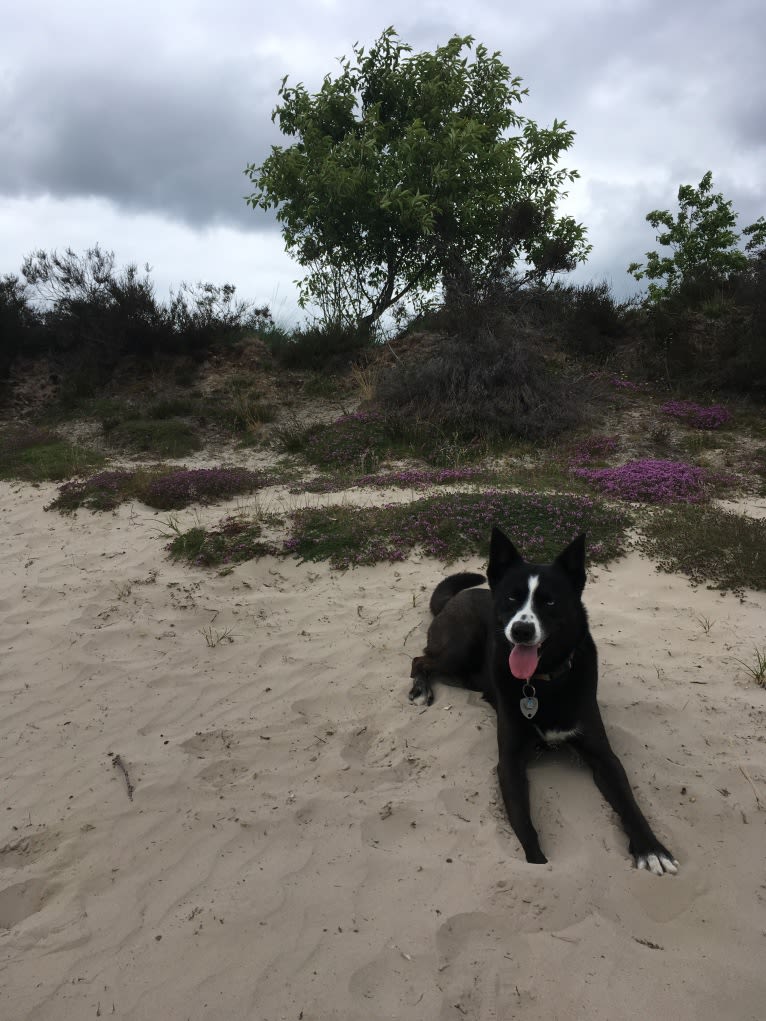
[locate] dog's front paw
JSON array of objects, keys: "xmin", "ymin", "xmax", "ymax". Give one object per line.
[
  {"xmin": 631, "ymin": 839, "xmax": 678, "ymax": 876},
  {"xmin": 408, "ymin": 674, "xmax": 434, "ymax": 706}
]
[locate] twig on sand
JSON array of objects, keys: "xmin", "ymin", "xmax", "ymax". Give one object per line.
[
  {"xmin": 633, "ymin": 936, "xmax": 664, "ymax": 951},
  {"xmin": 739, "ymin": 764, "xmax": 763, "ymax": 810},
  {"xmin": 111, "ymin": 754, "xmax": 135, "ymax": 801}
]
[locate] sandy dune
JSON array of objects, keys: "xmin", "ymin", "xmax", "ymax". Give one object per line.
[{"xmin": 1, "ymin": 480, "xmax": 765, "ymax": 1020}]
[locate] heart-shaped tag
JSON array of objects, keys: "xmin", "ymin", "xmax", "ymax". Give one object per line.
[{"xmin": 520, "ymin": 695, "xmax": 539, "ymax": 720}]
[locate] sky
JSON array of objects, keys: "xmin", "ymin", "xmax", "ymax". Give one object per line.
[{"xmin": 2, "ymin": 0, "xmax": 764, "ymax": 325}]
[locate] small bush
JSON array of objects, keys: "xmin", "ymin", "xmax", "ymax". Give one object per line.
[
  {"xmin": 266, "ymin": 321, "xmax": 373, "ymax": 372},
  {"xmin": 573, "ymin": 458, "xmax": 727, "ymax": 504},
  {"xmin": 376, "ymin": 329, "xmax": 594, "ymax": 441}
]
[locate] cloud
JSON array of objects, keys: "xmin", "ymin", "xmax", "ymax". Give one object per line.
[{"xmin": 1, "ymin": 1, "xmax": 764, "ymax": 306}]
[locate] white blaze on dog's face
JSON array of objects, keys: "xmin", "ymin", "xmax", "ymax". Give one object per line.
[{"xmin": 504, "ymin": 574, "xmax": 547, "ymax": 646}]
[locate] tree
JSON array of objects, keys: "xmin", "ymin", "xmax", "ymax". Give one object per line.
[
  {"xmin": 628, "ymin": 171, "xmax": 766, "ymax": 303},
  {"xmin": 246, "ymin": 28, "xmax": 590, "ymax": 333}
]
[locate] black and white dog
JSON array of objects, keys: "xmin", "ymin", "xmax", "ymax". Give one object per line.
[{"xmin": 409, "ymin": 527, "xmax": 678, "ymax": 876}]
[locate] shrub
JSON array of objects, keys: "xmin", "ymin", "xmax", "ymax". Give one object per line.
[
  {"xmin": 17, "ymin": 246, "xmax": 271, "ymax": 392},
  {"xmin": 265, "ymin": 321, "xmax": 373, "ymax": 372},
  {"xmin": 376, "ymin": 327, "xmax": 594, "ymax": 441},
  {"xmin": 0, "ymin": 275, "xmax": 42, "ymax": 377}
]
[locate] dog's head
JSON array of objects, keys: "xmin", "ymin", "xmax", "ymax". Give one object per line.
[{"xmin": 487, "ymin": 527, "xmax": 587, "ymax": 680}]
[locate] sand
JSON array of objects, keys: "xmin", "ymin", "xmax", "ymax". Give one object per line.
[{"xmin": 1, "ymin": 479, "xmax": 765, "ymax": 1021}]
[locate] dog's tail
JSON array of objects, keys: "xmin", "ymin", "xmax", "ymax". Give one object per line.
[{"xmin": 429, "ymin": 572, "xmax": 486, "ymax": 616}]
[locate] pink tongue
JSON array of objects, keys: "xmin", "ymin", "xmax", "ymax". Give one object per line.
[{"xmin": 509, "ymin": 644, "xmax": 540, "ymax": 680}]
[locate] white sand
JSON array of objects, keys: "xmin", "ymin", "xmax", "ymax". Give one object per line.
[{"xmin": 1, "ymin": 480, "xmax": 765, "ymax": 1020}]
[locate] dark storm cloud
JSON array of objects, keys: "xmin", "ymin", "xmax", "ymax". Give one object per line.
[
  {"xmin": 1, "ymin": 0, "xmax": 764, "ymax": 298},
  {"xmin": 0, "ymin": 56, "xmax": 284, "ymax": 229}
]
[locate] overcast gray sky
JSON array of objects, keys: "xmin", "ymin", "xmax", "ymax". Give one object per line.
[{"xmin": 2, "ymin": 0, "xmax": 764, "ymax": 322}]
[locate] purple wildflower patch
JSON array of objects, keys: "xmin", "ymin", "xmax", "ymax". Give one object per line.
[
  {"xmin": 144, "ymin": 467, "xmax": 270, "ymax": 509},
  {"xmin": 660, "ymin": 400, "xmax": 731, "ymax": 430},
  {"xmin": 573, "ymin": 458, "xmax": 722, "ymax": 504},
  {"xmin": 49, "ymin": 470, "xmax": 136, "ymax": 512},
  {"xmin": 285, "ymin": 490, "xmax": 631, "ymax": 570}
]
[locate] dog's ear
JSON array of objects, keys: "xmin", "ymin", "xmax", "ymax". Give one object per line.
[
  {"xmin": 487, "ymin": 527, "xmax": 523, "ymax": 589},
  {"xmin": 555, "ymin": 533, "xmax": 587, "ymax": 593}
]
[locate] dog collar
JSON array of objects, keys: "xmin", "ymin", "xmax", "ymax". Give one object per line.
[{"xmin": 532, "ymin": 652, "xmax": 574, "ymax": 682}]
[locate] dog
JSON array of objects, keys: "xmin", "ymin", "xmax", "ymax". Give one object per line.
[{"xmin": 409, "ymin": 527, "xmax": 678, "ymax": 876}]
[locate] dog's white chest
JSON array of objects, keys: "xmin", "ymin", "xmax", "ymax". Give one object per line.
[{"xmin": 535, "ymin": 726, "xmax": 579, "ymax": 745}]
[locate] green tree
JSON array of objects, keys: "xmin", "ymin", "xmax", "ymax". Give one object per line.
[
  {"xmin": 628, "ymin": 171, "xmax": 766, "ymax": 303},
  {"xmin": 246, "ymin": 28, "xmax": 589, "ymax": 333}
]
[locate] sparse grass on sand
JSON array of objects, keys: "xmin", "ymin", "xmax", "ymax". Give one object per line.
[
  {"xmin": 0, "ymin": 426, "xmax": 105, "ymax": 482},
  {"xmin": 636, "ymin": 504, "xmax": 766, "ymax": 592}
]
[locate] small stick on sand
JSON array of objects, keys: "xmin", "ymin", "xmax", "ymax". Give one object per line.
[
  {"xmin": 111, "ymin": 754, "xmax": 135, "ymax": 801},
  {"xmin": 739, "ymin": 764, "xmax": 763, "ymax": 810}
]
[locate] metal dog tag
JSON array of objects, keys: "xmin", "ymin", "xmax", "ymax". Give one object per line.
[{"xmin": 520, "ymin": 696, "xmax": 539, "ymax": 720}]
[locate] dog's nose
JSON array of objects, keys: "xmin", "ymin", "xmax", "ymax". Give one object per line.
[{"xmin": 511, "ymin": 621, "xmax": 536, "ymax": 644}]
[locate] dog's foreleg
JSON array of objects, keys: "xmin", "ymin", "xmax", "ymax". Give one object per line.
[
  {"xmin": 574, "ymin": 720, "xmax": 678, "ymax": 876},
  {"xmin": 497, "ymin": 748, "xmax": 547, "ymax": 864}
]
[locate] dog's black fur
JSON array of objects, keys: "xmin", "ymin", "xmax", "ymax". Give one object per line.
[{"xmin": 409, "ymin": 528, "xmax": 678, "ymax": 875}]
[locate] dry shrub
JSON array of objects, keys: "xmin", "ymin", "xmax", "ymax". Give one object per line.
[{"xmin": 375, "ymin": 325, "xmax": 594, "ymax": 441}]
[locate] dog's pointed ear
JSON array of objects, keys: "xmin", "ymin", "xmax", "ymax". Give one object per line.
[
  {"xmin": 555, "ymin": 533, "xmax": 587, "ymax": 593},
  {"xmin": 487, "ymin": 527, "xmax": 523, "ymax": 589}
]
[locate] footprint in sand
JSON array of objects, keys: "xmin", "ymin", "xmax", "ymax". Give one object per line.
[
  {"xmin": 0, "ymin": 828, "xmax": 59, "ymax": 868},
  {"xmin": 0, "ymin": 878, "xmax": 56, "ymax": 930}
]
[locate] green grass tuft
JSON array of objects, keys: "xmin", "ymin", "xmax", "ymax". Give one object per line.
[{"xmin": 166, "ymin": 515, "xmax": 275, "ymax": 567}]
